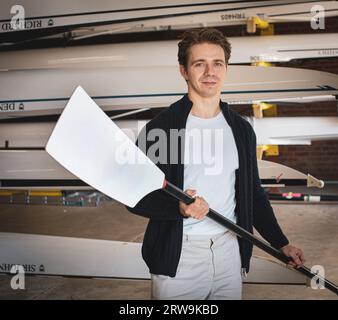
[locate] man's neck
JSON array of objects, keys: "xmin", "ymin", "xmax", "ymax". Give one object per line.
[{"xmin": 188, "ymin": 92, "xmax": 221, "ymax": 119}]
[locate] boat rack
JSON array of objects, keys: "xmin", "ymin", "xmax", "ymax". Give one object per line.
[{"xmin": 0, "ymin": 190, "xmax": 109, "ymax": 207}]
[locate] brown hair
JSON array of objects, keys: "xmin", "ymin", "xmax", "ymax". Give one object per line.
[{"xmin": 178, "ymin": 28, "xmax": 231, "ymax": 69}]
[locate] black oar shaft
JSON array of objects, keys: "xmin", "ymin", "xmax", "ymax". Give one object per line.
[{"xmin": 163, "ymin": 181, "xmax": 338, "ymax": 296}]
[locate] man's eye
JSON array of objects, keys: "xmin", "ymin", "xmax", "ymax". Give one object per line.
[
  {"xmin": 215, "ymin": 62, "xmax": 224, "ymax": 67},
  {"xmin": 195, "ymin": 63, "xmax": 204, "ymax": 67}
]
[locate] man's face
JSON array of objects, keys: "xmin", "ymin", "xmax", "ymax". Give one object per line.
[{"xmin": 180, "ymin": 42, "xmax": 227, "ymax": 99}]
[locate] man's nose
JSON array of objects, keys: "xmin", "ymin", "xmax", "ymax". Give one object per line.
[{"xmin": 204, "ymin": 63, "xmax": 215, "ymax": 76}]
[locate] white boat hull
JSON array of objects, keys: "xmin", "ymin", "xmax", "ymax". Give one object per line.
[
  {"xmin": 1, "ymin": 65, "xmax": 338, "ymax": 119},
  {"xmin": 0, "ymin": 232, "xmax": 307, "ymax": 284},
  {"xmin": 249, "ymin": 116, "xmax": 338, "ymax": 145},
  {"xmin": 1, "ymin": 33, "xmax": 338, "ymax": 70},
  {"xmin": 0, "ymin": 1, "xmax": 336, "ymax": 36},
  {"xmin": 0, "ymin": 116, "xmax": 335, "ymax": 189},
  {"xmin": 0, "ymin": 150, "xmax": 314, "ymax": 188},
  {"xmin": 2, "ymin": 116, "xmax": 338, "ymax": 148}
]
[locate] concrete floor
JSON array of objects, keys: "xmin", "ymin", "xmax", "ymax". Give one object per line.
[{"xmin": 0, "ymin": 188, "xmax": 337, "ymax": 300}]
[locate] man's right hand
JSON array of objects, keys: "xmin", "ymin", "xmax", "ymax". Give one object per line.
[{"xmin": 179, "ymin": 189, "xmax": 209, "ymax": 219}]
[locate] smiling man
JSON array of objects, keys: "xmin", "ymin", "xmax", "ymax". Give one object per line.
[{"xmin": 127, "ymin": 28, "xmax": 305, "ymax": 300}]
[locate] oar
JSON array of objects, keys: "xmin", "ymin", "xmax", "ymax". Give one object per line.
[
  {"xmin": 45, "ymin": 86, "xmax": 338, "ymax": 296},
  {"xmin": 163, "ymin": 182, "xmax": 338, "ymax": 295}
]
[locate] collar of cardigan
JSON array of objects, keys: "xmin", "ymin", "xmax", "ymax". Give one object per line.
[{"xmin": 176, "ymin": 93, "xmax": 232, "ymax": 129}]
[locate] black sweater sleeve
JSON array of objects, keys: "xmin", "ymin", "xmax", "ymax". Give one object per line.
[
  {"xmin": 126, "ymin": 189, "xmax": 182, "ymax": 220},
  {"xmin": 251, "ymin": 129, "xmax": 289, "ymax": 249},
  {"xmin": 125, "ymin": 118, "xmax": 183, "ymax": 221}
]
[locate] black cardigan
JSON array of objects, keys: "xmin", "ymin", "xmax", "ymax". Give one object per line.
[{"xmin": 126, "ymin": 94, "xmax": 289, "ymax": 277}]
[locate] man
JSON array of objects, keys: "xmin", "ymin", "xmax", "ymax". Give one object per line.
[{"xmin": 127, "ymin": 28, "xmax": 305, "ymax": 300}]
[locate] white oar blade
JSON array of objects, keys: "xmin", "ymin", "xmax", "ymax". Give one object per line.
[{"xmin": 45, "ymin": 86, "xmax": 164, "ymax": 207}]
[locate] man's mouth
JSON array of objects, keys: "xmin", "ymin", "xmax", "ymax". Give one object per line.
[
  {"xmin": 202, "ymin": 81, "xmax": 217, "ymax": 85},
  {"xmin": 201, "ymin": 78, "xmax": 218, "ymax": 85}
]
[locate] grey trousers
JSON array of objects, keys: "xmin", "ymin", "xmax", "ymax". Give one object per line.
[{"xmin": 151, "ymin": 231, "xmax": 242, "ymax": 300}]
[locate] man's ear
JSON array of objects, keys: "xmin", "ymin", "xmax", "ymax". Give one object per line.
[{"xmin": 179, "ymin": 64, "xmax": 188, "ymax": 81}]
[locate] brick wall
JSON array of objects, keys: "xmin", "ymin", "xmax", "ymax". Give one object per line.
[
  {"xmin": 264, "ymin": 18, "xmax": 337, "ymax": 181},
  {"xmin": 232, "ymin": 100, "xmax": 338, "ymax": 181},
  {"xmin": 229, "ymin": 17, "xmax": 338, "ymax": 181}
]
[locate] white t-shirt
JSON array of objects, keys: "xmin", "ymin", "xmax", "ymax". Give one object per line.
[{"xmin": 183, "ymin": 111, "xmax": 239, "ymax": 235}]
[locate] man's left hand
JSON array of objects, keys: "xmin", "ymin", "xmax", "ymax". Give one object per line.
[{"xmin": 280, "ymin": 244, "xmax": 305, "ymax": 268}]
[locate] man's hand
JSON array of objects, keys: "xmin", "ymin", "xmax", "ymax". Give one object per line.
[
  {"xmin": 179, "ymin": 189, "xmax": 209, "ymax": 219},
  {"xmin": 281, "ymin": 244, "xmax": 305, "ymax": 268}
]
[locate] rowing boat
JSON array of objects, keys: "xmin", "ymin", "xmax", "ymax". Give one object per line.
[
  {"xmin": 1, "ymin": 0, "xmax": 337, "ymax": 40},
  {"xmin": 1, "ymin": 33, "xmax": 338, "ymax": 69},
  {"xmin": 1, "ymin": 65, "xmax": 337, "ymax": 119}
]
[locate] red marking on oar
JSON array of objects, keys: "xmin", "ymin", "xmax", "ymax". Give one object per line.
[{"xmin": 162, "ymin": 179, "xmax": 167, "ymax": 189}]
